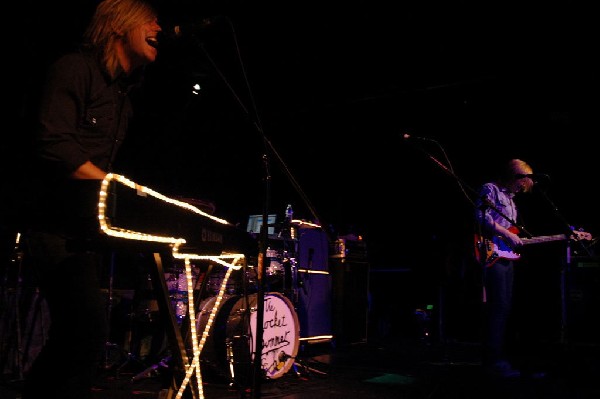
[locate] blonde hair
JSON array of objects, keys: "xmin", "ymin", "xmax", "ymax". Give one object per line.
[
  {"xmin": 504, "ymin": 158, "xmax": 534, "ymax": 193},
  {"xmin": 83, "ymin": 0, "xmax": 157, "ymax": 78},
  {"xmin": 507, "ymin": 159, "xmax": 533, "ymax": 176}
]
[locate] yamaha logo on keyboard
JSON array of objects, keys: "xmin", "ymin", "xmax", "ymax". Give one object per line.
[{"xmin": 201, "ymin": 228, "xmax": 223, "ymax": 243}]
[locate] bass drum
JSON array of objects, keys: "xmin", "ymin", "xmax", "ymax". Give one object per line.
[{"xmin": 196, "ymin": 292, "xmax": 299, "ymax": 384}]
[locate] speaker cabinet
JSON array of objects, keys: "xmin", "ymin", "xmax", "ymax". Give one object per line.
[
  {"xmin": 331, "ymin": 258, "xmax": 369, "ymax": 345},
  {"xmin": 567, "ymin": 257, "xmax": 600, "ymax": 344}
]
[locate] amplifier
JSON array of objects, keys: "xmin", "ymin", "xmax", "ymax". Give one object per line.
[
  {"xmin": 330, "ymin": 236, "xmax": 368, "ymax": 262},
  {"xmin": 331, "ymin": 257, "xmax": 369, "ymax": 345},
  {"xmin": 567, "ymin": 257, "xmax": 600, "ymax": 344}
]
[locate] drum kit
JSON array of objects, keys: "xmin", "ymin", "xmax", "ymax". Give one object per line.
[{"xmin": 150, "ymin": 245, "xmax": 302, "ymax": 385}]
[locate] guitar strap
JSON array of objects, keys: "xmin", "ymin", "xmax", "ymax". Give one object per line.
[{"xmin": 479, "ymin": 190, "xmax": 532, "ymax": 239}]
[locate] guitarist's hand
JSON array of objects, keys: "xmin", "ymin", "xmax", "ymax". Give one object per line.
[
  {"xmin": 570, "ymin": 229, "xmax": 593, "ymax": 242},
  {"xmin": 500, "ymin": 226, "xmax": 523, "ymax": 249}
]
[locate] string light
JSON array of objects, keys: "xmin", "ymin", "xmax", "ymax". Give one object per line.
[{"xmin": 98, "ymin": 174, "xmax": 247, "ymax": 398}]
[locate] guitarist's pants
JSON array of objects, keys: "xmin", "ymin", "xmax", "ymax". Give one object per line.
[{"xmin": 482, "ymin": 258, "xmax": 515, "ymax": 366}]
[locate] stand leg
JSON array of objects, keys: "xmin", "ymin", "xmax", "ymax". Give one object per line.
[
  {"xmin": 0, "ymin": 233, "xmax": 25, "ymax": 380},
  {"xmin": 102, "ymin": 252, "xmax": 150, "ymax": 376},
  {"xmin": 559, "ymin": 243, "xmax": 571, "ymax": 345},
  {"xmin": 292, "ymin": 359, "xmax": 328, "ymax": 377},
  {"xmin": 103, "ymin": 252, "xmax": 118, "ymax": 370}
]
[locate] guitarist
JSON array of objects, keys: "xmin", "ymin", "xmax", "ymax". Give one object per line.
[{"xmin": 474, "ymin": 158, "xmax": 535, "ymax": 379}]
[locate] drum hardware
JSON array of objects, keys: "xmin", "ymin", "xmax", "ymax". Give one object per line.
[
  {"xmin": 119, "ymin": 257, "xmax": 304, "ymax": 391},
  {"xmin": 111, "ymin": 296, "xmax": 160, "ymax": 380},
  {"xmin": 225, "ymin": 338, "xmax": 235, "ymax": 385},
  {"xmin": 130, "ymin": 354, "xmax": 172, "ymax": 382},
  {"xmin": 164, "ymin": 262, "xmax": 203, "ymax": 324},
  {"xmin": 103, "ymin": 257, "xmax": 160, "ymax": 375},
  {"xmin": 103, "ymin": 251, "xmax": 126, "ymax": 370},
  {"xmin": 262, "ymin": 246, "xmax": 300, "ymax": 298},
  {"xmin": 0, "ymin": 232, "xmax": 27, "ymax": 380},
  {"xmin": 128, "ymin": 262, "xmax": 238, "ymax": 385},
  {"xmin": 290, "ymin": 357, "xmax": 328, "ymax": 377},
  {"xmin": 126, "ymin": 262, "xmax": 212, "ymax": 383}
]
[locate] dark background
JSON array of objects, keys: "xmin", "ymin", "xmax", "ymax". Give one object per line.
[{"xmin": 4, "ymin": 1, "xmax": 599, "ymax": 342}]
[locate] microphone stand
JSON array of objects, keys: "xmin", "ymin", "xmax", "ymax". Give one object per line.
[
  {"xmin": 404, "ymin": 137, "xmax": 530, "ymax": 235},
  {"xmin": 404, "ymin": 137, "xmax": 479, "ymax": 353},
  {"xmin": 183, "ymin": 20, "xmax": 332, "ymax": 399},
  {"xmin": 251, "ymin": 153, "xmax": 270, "ymax": 398}
]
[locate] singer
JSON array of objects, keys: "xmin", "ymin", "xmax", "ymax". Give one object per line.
[{"xmin": 15, "ymin": 1, "xmax": 162, "ymax": 398}]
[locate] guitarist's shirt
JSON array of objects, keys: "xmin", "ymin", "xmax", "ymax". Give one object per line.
[{"xmin": 475, "ymin": 182, "xmax": 517, "ymax": 237}]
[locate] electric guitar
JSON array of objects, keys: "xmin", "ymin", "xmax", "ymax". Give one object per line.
[{"xmin": 474, "ymin": 226, "xmax": 592, "ymax": 268}]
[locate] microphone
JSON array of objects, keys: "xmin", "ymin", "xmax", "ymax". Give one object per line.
[
  {"xmin": 516, "ymin": 173, "xmax": 551, "ymax": 183},
  {"xmin": 167, "ymin": 17, "xmax": 219, "ymax": 38},
  {"xmin": 402, "ymin": 133, "xmax": 436, "ymax": 142},
  {"xmin": 278, "ymin": 351, "xmax": 293, "ymax": 362},
  {"xmin": 147, "ymin": 17, "xmax": 219, "ymax": 48}
]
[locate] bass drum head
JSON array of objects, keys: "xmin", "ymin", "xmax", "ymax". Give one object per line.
[
  {"xmin": 248, "ymin": 292, "xmax": 299, "ymax": 379},
  {"xmin": 195, "ymin": 292, "xmax": 299, "ymax": 384}
]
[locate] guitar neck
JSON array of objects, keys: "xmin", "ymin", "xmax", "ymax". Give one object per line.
[{"xmin": 522, "ymin": 234, "xmax": 567, "ymax": 245}]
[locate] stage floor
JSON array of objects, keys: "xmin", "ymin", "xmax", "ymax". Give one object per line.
[{"xmin": 2, "ymin": 338, "xmax": 600, "ymax": 399}]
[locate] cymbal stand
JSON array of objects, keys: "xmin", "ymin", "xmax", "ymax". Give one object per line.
[
  {"xmin": 103, "ymin": 251, "xmax": 145, "ymax": 374},
  {"xmin": 103, "ymin": 251, "xmax": 120, "ymax": 369},
  {"xmin": 0, "ymin": 232, "xmax": 25, "ymax": 380},
  {"xmin": 114, "ymin": 300, "xmax": 151, "ymax": 378},
  {"xmin": 102, "ymin": 179, "xmax": 127, "ymax": 370}
]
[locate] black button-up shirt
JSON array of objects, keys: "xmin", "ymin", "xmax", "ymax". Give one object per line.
[
  {"xmin": 37, "ymin": 50, "xmax": 133, "ymax": 174},
  {"xmin": 25, "ymin": 50, "xmax": 140, "ymax": 236}
]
